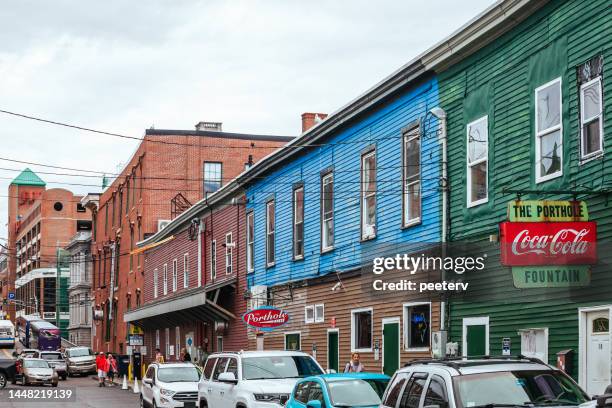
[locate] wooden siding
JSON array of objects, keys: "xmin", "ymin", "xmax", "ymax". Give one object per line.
[{"xmin": 439, "ymin": 0, "xmax": 612, "ymax": 375}]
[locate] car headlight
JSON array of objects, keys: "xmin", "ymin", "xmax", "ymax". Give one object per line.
[
  {"xmin": 160, "ymin": 388, "xmax": 176, "ymax": 397},
  {"xmin": 254, "ymin": 393, "xmax": 290, "ymax": 404}
]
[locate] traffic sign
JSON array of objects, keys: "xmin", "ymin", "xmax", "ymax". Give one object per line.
[{"xmin": 8, "ymin": 292, "xmax": 15, "ymax": 300}]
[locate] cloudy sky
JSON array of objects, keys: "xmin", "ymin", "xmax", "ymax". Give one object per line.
[{"xmin": 0, "ymin": 0, "xmax": 493, "ymax": 240}]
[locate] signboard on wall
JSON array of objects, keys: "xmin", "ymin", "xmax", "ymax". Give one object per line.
[
  {"xmin": 242, "ymin": 306, "xmax": 290, "ymax": 332},
  {"xmin": 508, "ymin": 200, "xmax": 589, "ymax": 222},
  {"xmin": 500, "ymin": 221, "xmax": 597, "ymax": 266}
]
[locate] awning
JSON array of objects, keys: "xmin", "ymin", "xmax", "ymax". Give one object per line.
[{"xmin": 123, "ymin": 278, "xmax": 237, "ymax": 329}]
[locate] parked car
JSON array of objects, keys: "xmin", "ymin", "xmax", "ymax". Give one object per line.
[
  {"xmin": 286, "ymin": 373, "xmax": 390, "ymax": 408},
  {"xmin": 64, "ymin": 346, "xmax": 96, "ymax": 377},
  {"xmin": 0, "ymin": 358, "xmax": 17, "ymax": 388},
  {"xmin": 197, "ymin": 350, "xmax": 324, "ymax": 408},
  {"xmin": 380, "ymin": 356, "xmax": 591, "ymax": 408},
  {"xmin": 141, "ymin": 362, "xmax": 200, "ymax": 408},
  {"xmin": 34, "ymin": 350, "xmax": 67, "ymax": 380},
  {"xmin": 15, "ymin": 357, "xmax": 58, "ymax": 387}
]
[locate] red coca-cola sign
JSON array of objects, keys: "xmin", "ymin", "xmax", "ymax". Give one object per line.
[
  {"xmin": 242, "ymin": 307, "xmax": 290, "ymax": 331},
  {"xmin": 500, "ymin": 221, "xmax": 597, "ymax": 266}
]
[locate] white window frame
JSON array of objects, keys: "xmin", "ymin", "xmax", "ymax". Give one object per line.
[
  {"xmin": 153, "ymin": 268, "xmax": 158, "ymax": 298},
  {"xmin": 183, "ymin": 253, "xmax": 189, "ymax": 289},
  {"xmin": 305, "ymin": 305, "xmax": 315, "ymax": 324},
  {"xmin": 266, "ymin": 200, "xmax": 275, "ymax": 266},
  {"xmin": 163, "ymin": 264, "xmax": 168, "ymax": 295},
  {"xmin": 466, "ymin": 116, "xmax": 489, "ymax": 207},
  {"xmin": 284, "ymin": 331, "xmax": 302, "ymax": 351},
  {"xmin": 462, "ymin": 316, "xmax": 490, "ymax": 357},
  {"xmin": 155, "ymin": 329, "xmax": 160, "ymax": 349},
  {"xmin": 315, "ymin": 304, "xmax": 325, "ymax": 323},
  {"xmin": 535, "ymin": 77, "xmax": 563, "ymax": 183},
  {"xmin": 403, "ymin": 127, "xmax": 421, "ymax": 226},
  {"xmin": 172, "ymin": 258, "xmax": 178, "ymax": 292},
  {"xmin": 351, "ymin": 307, "xmax": 373, "ymax": 353},
  {"xmin": 580, "ymin": 77, "xmax": 604, "ymax": 161},
  {"xmin": 361, "ymin": 150, "xmax": 377, "ymax": 240},
  {"xmin": 293, "ymin": 186, "xmax": 305, "ymax": 260},
  {"xmin": 225, "ymin": 232, "xmax": 233, "ymax": 274},
  {"xmin": 211, "ymin": 240, "xmax": 217, "ymax": 281},
  {"xmin": 165, "ymin": 327, "xmax": 170, "ymax": 358},
  {"xmin": 403, "ymin": 301, "xmax": 432, "ymax": 351},
  {"xmin": 246, "ymin": 212, "xmax": 254, "ymax": 272},
  {"xmin": 321, "ymin": 172, "xmax": 334, "ymax": 252}
]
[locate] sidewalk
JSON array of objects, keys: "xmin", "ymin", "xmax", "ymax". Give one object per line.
[{"xmin": 89, "ymin": 374, "xmax": 136, "ymax": 388}]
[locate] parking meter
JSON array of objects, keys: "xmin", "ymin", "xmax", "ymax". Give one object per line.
[{"xmin": 132, "ymin": 352, "xmax": 142, "ymax": 380}]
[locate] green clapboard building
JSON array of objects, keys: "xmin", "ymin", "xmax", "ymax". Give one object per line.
[{"xmin": 437, "ymin": 0, "xmax": 611, "ymax": 396}]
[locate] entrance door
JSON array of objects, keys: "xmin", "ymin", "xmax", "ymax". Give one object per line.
[
  {"xmin": 383, "ymin": 319, "xmax": 400, "ymax": 376},
  {"xmin": 327, "ymin": 330, "xmax": 339, "ymax": 373},
  {"xmin": 463, "ymin": 317, "xmax": 489, "ymax": 357},
  {"xmin": 586, "ymin": 310, "xmax": 610, "ymax": 396}
]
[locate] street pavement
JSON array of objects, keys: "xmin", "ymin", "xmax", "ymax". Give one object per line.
[{"xmin": 0, "ymin": 347, "xmax": 140, "ymax": 407}]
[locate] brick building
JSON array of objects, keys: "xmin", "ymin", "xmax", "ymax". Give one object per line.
[
  {"xmin": 7, "ymin": 169, "xmax": 91, "ymax": 326},
  {"xmin": 85, "ymin": 123, "xmax": 292, "ymax": 354}
]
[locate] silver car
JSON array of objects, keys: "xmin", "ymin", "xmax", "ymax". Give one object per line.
[
  {"xmin": 35, "ymin": 351, "xmax": 67, "ymax": 380},
  {"xmin": 64, "ymin": 347, "xmax": 96, "ymax": 377},
  {"xmin": 17, "ymin": 358, "xmax": 58, "ymax": 387}
]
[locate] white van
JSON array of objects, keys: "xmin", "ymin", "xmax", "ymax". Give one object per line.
[{"xmin": 0, "ymin": 320, "xmax": 15, "ymax": 348}]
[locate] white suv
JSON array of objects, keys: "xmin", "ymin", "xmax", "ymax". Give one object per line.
[
  {"xmin": 380, "ymin": 356, "xmax": 591, "ymax": 408},
  {"xmin": 197, "ymin": 351, "xmax": 324, "ymax": 408},
  {"xmin": 141, "ymin": 362, "xmax": 200, "ymax": 408}
]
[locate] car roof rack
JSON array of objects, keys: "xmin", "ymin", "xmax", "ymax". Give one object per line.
[{"xmin": 403, "ymin": 355, "xmax": 546, "ymax": 370}]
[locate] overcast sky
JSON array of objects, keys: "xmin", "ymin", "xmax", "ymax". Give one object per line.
[{"xmin": 0, "ymin": 0, "xmax": 493, "ymax": 241}]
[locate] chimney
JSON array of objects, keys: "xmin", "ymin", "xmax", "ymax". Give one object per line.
[
  {"xmin": 195, "ymin": 121, "xmax": 223, "ymax": 132},
  {"xmin": 301, "ymin": 112, "xmax": 328, "ymax": 133}
]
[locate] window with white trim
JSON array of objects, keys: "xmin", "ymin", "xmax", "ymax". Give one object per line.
[
  {"xmin": 403, "ymin": 127, "xmax": 421, "ymax": 225},
  {"xmin": 403, "ymin": 303, "xmax": 431, "ymax": 350},
  {"xmin": 225, "ymin": 232, "xmax": 233, "ymax": 274},
  {"xmin": 211, "ymin": 240, "xmax": 217, "ymax": 281},
  {"xmin": 203, "ymin": 162, "xmax": 222, "ymax": 195},
  {"xmin": 535, "ymin": 78, "xmax": 563, "ymax": 182},
  {"xmin": 580, "ymin": 77, "xmax": 604, "ymax": 159},
  {"xmin": 172, "ymin": 259, "xmax": 178, "ymax": 292},
  {"xmin": 163, "ymin": 264, "xmax": 168, "ymax": 295},
  {"xmin": 165, "ymin": 327, "xmax": 170, "ymax": 358},
  {"xmin": 361, "ymin": 150, "xmax": 377, "ymax": 239},
  {"xmin": 183, "ymin": 253, "xmax": 189, "ymax": 288},
  {"xmin": 314, "ymin": 304, "xmax": 324, "ymax": 323},
  {"xmin": 153, "ymin": 268, "xmax": 158, "ymax": 298},
  {"xmin": 351, "ymin": 308, "xmax": 372, "ymax": 351},
  {"xmin": 246, "ymin": 212, "xmax": 254, "ymax": 272},
  {"xmin": 266, "ymin": 200, "xmax": 275, "ymax": 266},
  {"xmin": 467, "ymin": 116, "xmax": 488, "ymax": 206},
  {"xmin": 305, "ymin": 306, "xmax": 314, "ymax": 324},
  {"xmin": 293, "ymin": 186, "xmax": 304, "ymax": 259},
  {"xmin": 321, "ymin": 172, "xmax": 334, "ymax": 251}
]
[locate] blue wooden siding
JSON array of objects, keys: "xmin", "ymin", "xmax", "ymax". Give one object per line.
[{"xmin": 247, "ymin": 77, "xmax": 441, "ymax": 287}]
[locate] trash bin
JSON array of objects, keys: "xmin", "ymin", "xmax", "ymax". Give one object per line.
[
  {"xmin": 117, "ymin": 354, "xmax": 130, "ymax": 378},
  {"xmin": 556, "ymin": 349, "xmax": 574, "ymax": 376}
]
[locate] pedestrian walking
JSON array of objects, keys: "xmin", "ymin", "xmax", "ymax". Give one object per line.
[
  {"xmin": 107, "ymin": 354, "xmax": 118, "ymax": 385},
  {"xmin": 96, "ymin": 352, "xmax": 107, "ymax": 387},
  {"xmin": 343, "ymin": 352, "xmax": 364, "ymax": 373},
  {"xmin": 183, "ymin": 349, "xmax": 192, "ymax": 362},
  {"xmin": 155, "ymin": 348, "xmax": 165, "ymax": 363}
]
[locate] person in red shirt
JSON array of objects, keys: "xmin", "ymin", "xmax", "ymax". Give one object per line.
[{"xmin": 96, "ymin": 352, "xmax": 108, "ymax": 387}]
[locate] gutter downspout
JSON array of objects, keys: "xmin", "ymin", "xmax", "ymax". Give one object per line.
[
  {"xmin": 430, "ymin": 107, "xmax": 448, "ymax": 332},
  {"xmin": 197, "ymin": 220, "xmax": 203, "ymax": 287}
]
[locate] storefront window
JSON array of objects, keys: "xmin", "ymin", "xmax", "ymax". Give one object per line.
[
  {"xmin": 352, "ymin": 309, "xmax": 372, "ymax": 351},
  {"xmin": 405, "ymin": 303, "xmax": 430, "ymax": 349}
]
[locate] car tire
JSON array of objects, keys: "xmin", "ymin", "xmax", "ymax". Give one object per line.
[
  {"xmin": 0, "ymin": 372, "xmax": 7, "ymax": 389},
  {"xmin": 152, "ymin": 401, "xmax": 157, "ymax": 408},
  {"xmin": 61, "ymin": 374, "xmax": 67, "ymax": 381},
  {"xmin": 199, "ymin": 399, "xmax": 208, "ymax": 408}
]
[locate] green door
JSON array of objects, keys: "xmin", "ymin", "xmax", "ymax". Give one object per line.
[
  {"xmin": 383, "ymin": 321, "xmax": 399, "ymax": 376},
  {"xmin": 466, "ymin": 324, "xmax": 487, "ymax": 356},
  {"xmin": 327, "ymin": 331, "xmax": 339, "ymax": 373}
]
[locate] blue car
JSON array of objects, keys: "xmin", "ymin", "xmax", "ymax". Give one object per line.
[{"xmin": 286, "ymin": 373, "xmax": 390, "ymax": 408}]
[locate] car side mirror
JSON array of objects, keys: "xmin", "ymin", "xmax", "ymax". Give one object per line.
[
  {"xmin": 596, "ymin": 394, "xmax": 612, "ymax": 408},
  {"xmin": 143, "ymin": 378, "xmax": 152, "ymax": 385},
  {"xmin": 306, "ymin": 400, "xmax": 322, "ymax": 408},
  {"xmin": 218, "ymin": 372, "xmax": 238, "ymax": 384}
]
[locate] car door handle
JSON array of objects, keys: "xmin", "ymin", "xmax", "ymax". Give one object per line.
[{"xmin": 207, "ymin": 388, "xmax": 212, "ymax": 393}]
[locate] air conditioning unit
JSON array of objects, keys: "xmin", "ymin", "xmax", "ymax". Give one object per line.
[
  {"xmin": 249, "ymin": 285, "xmax": 268, "ymax": 310},
  {"xmin": 432, "ymin": 330, "xmax": 447, "ymax": 358},
  {"xmin": 158, "ymin": 220, "xmax": 171, "ymax": 232}
]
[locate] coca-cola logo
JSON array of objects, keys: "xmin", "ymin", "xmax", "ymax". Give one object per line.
[
  {"xmin": 242, "ymin": 307, "xmax": 290, "ymax": 331},
  {"xmin": 500, "ymin": 222, "xmax": 597, "ymax": 266}
]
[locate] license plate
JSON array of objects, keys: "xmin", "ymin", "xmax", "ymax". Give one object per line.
[{"xmin": 183, "ymin": 403, "xmax": 196, "ymax": 408}]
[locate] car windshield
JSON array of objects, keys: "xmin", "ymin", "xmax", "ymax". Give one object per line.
[
  {"xmin": 24, "ymin": 360, "xmax": 50, "ymax": 369},
  {"xmin": 242, "ymin": 356, "xmax": 323, "ymax": 380},
  {"xmin": 453, "ymin": 370, "xmax": 589, "ymax": 407},
  {"xmin": 363, "ymin": 378, "xmax": 390, "ymax": 398},
  {"xmin": 157, "ymin": 367, "xmax": 200, "ymax": 383},
  {"xmin": 67, "ymin": 348, "xmax": 93, "ymax": 357},
  {"xmin": 40, "ymin": 353, "xmax": 62, "ymax": 360},
  {"xmin": 327, "ymin": 379, "xmax": 382, "ymax": 407}
]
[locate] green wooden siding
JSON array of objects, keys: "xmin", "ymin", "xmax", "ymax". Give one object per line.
[{"xmin": 439, "ymin": 0, "xmax": 612, "ymax": 377}]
